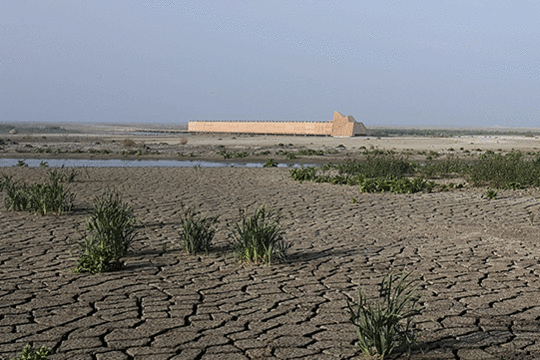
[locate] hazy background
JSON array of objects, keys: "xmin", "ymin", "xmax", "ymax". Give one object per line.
[{"xmin": 2, "ymin": 1, "xmax": 539, "ymax": 128}]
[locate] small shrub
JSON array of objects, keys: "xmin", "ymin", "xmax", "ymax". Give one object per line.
[
  {"xmin": 263, "ymin": 158, "xmax": 278, "ymax": 168},
  {"xmin": 348, "ymin": 272, "xmax": 423, "ymax": 357},
  {"xmin": 230, "ymin": 206, "xmax": 290, "ymax": 264},
  {"xmin": 289, "ymin": 166, "xmax": 317, "ymax": 181},
  {"xmin": 178, "ymin": 207, "xmax": 219, "ymax": 254},
  {"xmin": 73, "ymin": 191, "xmax": 138, "ymax": 273},
  {"xmin": 485, "ymin": 189, "xmax": 497, "ymax": 200},
  {"xmin": 285, "ymin": 152, "xmax": 297, "ymax": 160},
  {"xmin": 10, "ymin": 344, "xmax": 53, "ymax": 360}
]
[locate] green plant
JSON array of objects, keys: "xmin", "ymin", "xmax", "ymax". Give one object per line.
[
  {"xmin": 230, "ymin": 206, "xmax": 290, "ymax": 264},
  {"xmin": 73, "ymin": 191, "xmax": 138, "ymax": 273},
  {"xmin": 16, "ymin": 160, "xmax": 28, "ymax": 167},
  {"xmin": 348, "ymin": 272, "xmax": 423, "ymax": 358},
  {"xmin": 263, "ymin": 158, "xmax": 278, "ymax": 167},
  {"xmin": 39, "ymin": 161, "xmax": 49, "ymax": 168},
  {"xmin": 4, "ymin": 177, "xmax": 75, "ymax": 215},
  {"xmin": 10, "ymin": 344, "xmax": 53, "ymax": 360},
  {"xmin": 485, "ymin": 189, "xmax": 497, "ymax": 200},
  {"xmin": 289, "ymin": 166, "xmax": 317, "ymax": 181},
  {"xmin": 178, "ymin": 206, "xmax": 219, "ymax": 254},
  {"xmin": 285, "ymin": 152, "xmax": 297, "ymax": 160}
]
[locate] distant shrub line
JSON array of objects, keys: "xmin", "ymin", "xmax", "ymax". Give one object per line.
[{"xmin": 291, "ymin": 151, "xmax": 540, "ymax": 191}]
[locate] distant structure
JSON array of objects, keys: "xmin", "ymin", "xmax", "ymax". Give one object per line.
[{"xmin": 188, "ymin": 111, "xmax": 369, "ymax": 137}]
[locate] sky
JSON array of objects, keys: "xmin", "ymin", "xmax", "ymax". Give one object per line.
[{"xmin": 2, "ymin": 1, "xmax": 540, "ymax": 128}]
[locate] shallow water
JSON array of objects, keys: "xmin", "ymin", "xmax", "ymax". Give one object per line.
[{"xmin": 0, "ymin": 158, "xmax": 311, "ymax": 168}]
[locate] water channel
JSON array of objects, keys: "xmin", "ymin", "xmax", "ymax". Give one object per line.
[{"xmin": 0, "ymin": 158, "xmax": 312, "ymax": 168}]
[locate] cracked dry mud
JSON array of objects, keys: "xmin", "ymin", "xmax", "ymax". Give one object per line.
[{"xmin": 2, "ymin": 167, "xmax": 540, "ymax": 359}]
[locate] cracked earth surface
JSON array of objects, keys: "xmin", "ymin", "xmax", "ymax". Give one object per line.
[{"xmin": 2, "ymin": 167, "xmax": 540, "ymax": 359}]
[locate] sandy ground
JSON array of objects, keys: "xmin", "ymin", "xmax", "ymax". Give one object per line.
[
  {"xmin": 2, "ymin": 131, "xmax": 540, "ymax": 166},
  {"xmin": 2, "ymin": 125, "xmax": 540, "ymax": 359},
  {"xmin": 2, "ymin": 165, "xmax": 540, "ymax": 359}
]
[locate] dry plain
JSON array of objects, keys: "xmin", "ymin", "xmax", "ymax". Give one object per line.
[{"xmin": 2, "ymin": 127, "xmax": 540, "ymax": 359}]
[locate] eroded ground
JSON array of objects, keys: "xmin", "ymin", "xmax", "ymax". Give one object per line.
[{"xmin": 2, "ymin": 167, "xmax": 540, "ymax": 359}]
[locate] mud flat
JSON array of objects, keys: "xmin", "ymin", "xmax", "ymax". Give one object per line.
[
  {"xmin": 2, "ymin": 166, "xmax": 540, "ymax": 359},
  {"xmin": 2, "ymin": 122, "xmax": 540, "ymax": 163}
]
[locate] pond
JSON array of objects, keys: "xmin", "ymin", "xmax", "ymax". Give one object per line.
[{"xmin": 0, "ymin": 158, "xmax": 312, "ymax": 168}]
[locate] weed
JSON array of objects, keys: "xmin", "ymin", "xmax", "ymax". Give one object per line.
[
  {"xmin": 351, "ymin": 197, "xmax": 357, "ymax": 204},
  {"xmin": 73, "ymin": 191, "xmax": 138, "ymax": 273},
  {"xmin": 4, "ymin": 177, "xmax": 75, "ymax": 215},
  {"xmin": 529, "ymin": 213, "xmax": 534, "ymax": 226},
  {"xmin": 230, "ymin": 206, "xmax": 290, "ymax": 264},
  {"xmin": 16, "ymin": 160, "xmax": 28, "ymax": 167},
  {"xmin": 263, "ymin": 158, "xmax": 278, "ymax": 168},
  {"xmin": 485, "ymin": 189, "xmax": 497, "ymax": 200},
  {"xmin": 289, "ymin": 166, "xmax": 317, "ymax": 181},
  {"xmin": 0, "ymin": 175, "xmax": 14, "ymax": 191},
  {"xmin": 178, "ymin": 206, "xmax": 219, "ymax": 254},
  {"xmin": 285, "ymin": 152, "xmax": 297, "ymax": 160},
  {"xmin": 348, "ymin": 272, "xmax": 424, "ymax": 358},
  {"xmin": 297, "ymin": 148, "xmax": 324, "ymax": 156},
  {"xmin": 220, "ymin": 150, "xmax": 248, "ymax": 159},
  {"xmin": 10, "ymin": 344, "xmax": 53, "ymax": 360}
]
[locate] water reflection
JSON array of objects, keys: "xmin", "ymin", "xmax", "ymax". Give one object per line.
[{"xmin": 0, "ymin": 158, "xmax": 311, "ymax": 168}]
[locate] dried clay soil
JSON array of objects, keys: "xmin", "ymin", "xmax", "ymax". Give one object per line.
[{"xmin": 2, "ymin": 167, "xmax": 540, "ymax": 359}]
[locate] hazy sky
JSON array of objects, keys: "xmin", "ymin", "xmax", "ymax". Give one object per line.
[{"xmin": 2, "ymin": 1, "xmax": 540, "ymax": 127}]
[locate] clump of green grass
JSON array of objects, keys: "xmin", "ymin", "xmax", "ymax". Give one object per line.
[
  {"xmin": 467, "ymin": 152, "xmax": 540, "ymax": 189},
  {"xmin": 263, "ymin": 158, "xmax": 278, "ymax": 167},
  {"xmin": 219, "ymin": 150, "xmax": 248, "ymax": 159},
  {"xmin": 3, "ymin": 176, "xmax": 75, "ymax": 215},
  {"xmin": 485, "ymin": 189, "xmax": 497, "ymax": 200},
  {"xmin": 297, "ymin": 148, "xmax": 324, "ymax": 156},
  {"xmin": 289, "ymin": 166, "xmax": 317, "ymax": 181},
  {"xmin": 10, "ymin": 344, "xmax": 53, "ymax": 360},
  {"xmin": 230, "ymin": 206, "xmax": 290, "ymax": 264},
  {"xmin": 16, "ymin": 160, "xmax": 28, "ymax": 167},
  {"xmin": 73, "ymin": 191, "xmax": 138, "ymax": 273},
  {"xmin": 178, "ymin": 206, "xmax": 219, "ymax": 254},
  {"xmin": 348, "ymin": 272, "xmax": 424, "ymax": 358}
]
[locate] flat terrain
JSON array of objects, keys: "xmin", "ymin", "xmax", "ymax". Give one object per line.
[
  {"xmin": 3, "ymin": 124, "xmax": 540, "ymax": 359},
  {"xmin": 2, "ymin": 122, "xmax": 540, "ymax": 163},
  {"xmin": 2, "ymin": 166, "xmax": 540, "ymax": 359}
]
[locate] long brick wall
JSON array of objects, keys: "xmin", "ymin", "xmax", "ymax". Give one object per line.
[{"xmin": 188, "ymin": 111, "xmax": 368, "ymax": 137}]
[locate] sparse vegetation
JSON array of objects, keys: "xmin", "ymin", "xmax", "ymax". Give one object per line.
[
  {"xmin": 9, "ymin": 344, "xmax": 53, "ymax": 360},
  {"xmin": 485, "ymin": 189, "xmax": 497, "ymax": 200},
  {"xmin": 263, "ymin": 158, "xmax": 278, "ymax": 167},
  {"xmin": 348, "ymin": 272, "xmax": 424, "ymax": 358},
  {"xmin": 219, "ymin": 150, "xmax": 248, "ymax": 159},
  {"xmin": 2, "ymin": 175, "xmax": 75, "ymax": 215},
  {"xmin": 230, "ymin": 206, "xmax": 290, "ymax": 264},
  {"xmin": 178, "ymin": 206, "xmax": 219, "ymax": 254},
  {"xmin": 73, "ymin": 191, "xmax": 138, "ymax": 273}
]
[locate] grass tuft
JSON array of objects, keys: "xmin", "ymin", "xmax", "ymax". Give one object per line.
[
  {"xmin": 10, "ymin": 344, "xmax": 53, "ymax": 360},
  {"xmin": 73, "ymin": 191, "xmax": 138, "ymax": 273},
  {"xmin": 178, "ymin": 206, "xmax": 219, "ymax": 254},
  {"xmin": 230, "ymin": 206, "xmax": 290, "ymax": 264},
  {"xmin": 3, "ymin": 176, "xmax": 75, "ymax": 215},
  {"xmin": 348, "ymin": 272, "xmax": 424, "ymax": 358}
]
